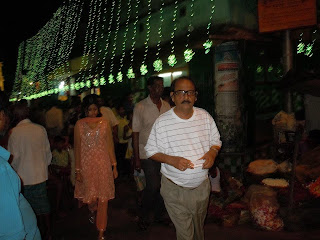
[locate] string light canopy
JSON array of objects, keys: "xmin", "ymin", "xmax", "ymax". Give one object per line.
[
  {"xmin": 10, "ymin": 0, "xmax": 83, "ymax": 101},
  {"xmin": 11, "ymin": 0, "xmax": 221, "ymax": 101}
]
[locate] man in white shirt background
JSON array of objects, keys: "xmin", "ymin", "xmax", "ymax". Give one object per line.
[
  {"xmin": 8, "ymin": 102, "xmax": 52, "ymax": 239},
  {"xmin": 132, "ymin": 76, "xmax": 171, "ymax": 229},
  {"xmin": 145, "ymin": 76, "xmax": 222, "ymax": 240},
  {"xmin": 97, "ymin": 96, "xmax": 119, "ymax": 144}
]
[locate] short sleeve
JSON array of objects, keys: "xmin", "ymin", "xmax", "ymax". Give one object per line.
[
  {"xmin": 145, "ymin": 119, "xmax": 166, "ymax": 158},
  {"xmin": 209, "ymin": 116, "xmax": 222, "ymax": 147},
  {"xmin": 132, "ymin": 104, "xmax": 142, "ymax": 132}
]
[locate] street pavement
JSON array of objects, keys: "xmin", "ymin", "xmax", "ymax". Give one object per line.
[{"xmin": 51, "ymin": 176, "xmax": 320, "ymax": 240}]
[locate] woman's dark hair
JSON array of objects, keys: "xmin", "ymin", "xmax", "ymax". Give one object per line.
[{"xmin": 80, "ymin": 94, "xmax": 102, "ymax": 118}]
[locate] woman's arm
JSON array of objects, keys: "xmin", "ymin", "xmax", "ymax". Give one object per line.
[
  {"xmin": 74, "ymin": 122, "xmax": 82, "ymax": 181},
  {"xmin": 106, "ymin": 121, "xmax": 118, "ymax": 179}
]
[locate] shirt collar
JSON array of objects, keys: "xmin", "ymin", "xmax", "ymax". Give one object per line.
[
  {"xmin": 146, "ymin": 95, "xmax": 164, "ymax": 106},
  {"xmin": 17, "ymin": 118, "xmax": 32, "ymax": 126}
]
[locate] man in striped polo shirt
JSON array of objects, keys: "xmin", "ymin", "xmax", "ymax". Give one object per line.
[{"xmin": 145, "ymin": 76, "xmax": 222, "ymax": 240}]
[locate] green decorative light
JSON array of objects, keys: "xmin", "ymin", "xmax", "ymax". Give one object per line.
[
  {"xmin": 108, "ymin": 74, "xmax": 115, "ymax": 84},
  {"xmin": 75, "ymin": 83, "xmax": 80, "ymax": 90},
  {"xmin": 93, "ymin": 79, "xmax": 99, "ymax": 87},
  {"xmin": 116, "ymin": 72, "xmax": 123, "ymax": 82},
  {"xmin": 140, "ymin": 64, "xmax": 148, "ymax": 76},
  {"xmin": 86, "ymin": 80, "xmax": 91, "ymax": 88},
  {"xmin": 268, "ymin": 65, "xmax": 273, "ymax": 72},
  {"xmin": 203, "ymin": 40, "xmax": 213, "ymax": 54},
  {"xmin": 204, "ymin": 1, "xmax": 215, "ymax": 53},
  {"xmin": 70, "ymin": 83, "xmax": 75, "ymax": 90},
  {"xmin": 54, "ymin": 88, "xmax": 59, "ymax": 94},
  {"xmin": 297, "ymin": 42, "xmax": 305, "ymax": 54},
  {"xmin": 256, "ymin": 66, "xmax": 263, "ymax": 73},
  {"xmin": 100, "ymin": 77, "xmax": 106, "ymax": 85},
  {"xmin": 305, "ymin": 43, "xmax": 314, "ymax": 57},
  {"xmin": 153, "ymin": 59, "xmax": 163, "ymax": 72},
  {"xmin": 184, "ymin": 49, "xmax": 195, "ymax": 62},
  {"xmin": 127, "ymin": 67, "xmax": 135, "ymax": 79},
  {"xmin": 168, "ymin": 55, "xmax": 177, "ymax": 67},
  {"xmin": 80, "ymin": 82, "xmax": 85, "ymax": 88}
]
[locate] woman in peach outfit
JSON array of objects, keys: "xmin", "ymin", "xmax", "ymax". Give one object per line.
[{"xmin": 74, "ymin": 94, "xmax": 118, "ymax": 240}]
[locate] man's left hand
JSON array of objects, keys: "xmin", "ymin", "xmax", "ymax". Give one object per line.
[{"xmin": 199, "ymin": 149, "xmax": 218, "ymax": 169}]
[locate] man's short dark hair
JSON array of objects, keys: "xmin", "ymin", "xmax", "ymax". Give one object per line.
[
  {"xmin": 170, "ymin": 76, "xmax": 196, "ymax": 92},
  {"xmin": 147, "ymin": 76, "xmax": 163, "ymax": 87}
]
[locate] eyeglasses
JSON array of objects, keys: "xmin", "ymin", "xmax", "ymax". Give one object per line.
[{"xmin": 173, "ymin": 90, "xmax": 197, "ymax": 96}]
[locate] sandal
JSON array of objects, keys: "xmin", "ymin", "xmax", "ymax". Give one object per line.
[{"xmin": 89, "ymin": 212, "xmax": 96, "ymax": 224}]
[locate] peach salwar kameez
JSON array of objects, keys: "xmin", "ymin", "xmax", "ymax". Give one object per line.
[{"xmin": 74, "ymin": 117, "xmax": 115, "ymax": 231}]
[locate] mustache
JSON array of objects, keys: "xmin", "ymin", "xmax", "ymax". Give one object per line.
[{"xmin": 182, "ymin": 100, "xmax": 191, "ymax": 104}]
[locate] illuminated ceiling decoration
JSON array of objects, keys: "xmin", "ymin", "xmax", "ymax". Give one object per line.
[
  {"xmin": 127, "ymin": 0, "xmax": 140, "ymax": 79},
  {"xmin": 168, "ymin": 0, "xmax": 178, "ymax": 67},
  {"xmin": 203, "ymin": 0, "xmax": 215, "ymax": 54},
  {"xmin": 98, "ymin": 0, "xmax": 114, "ymax": 85},
  {"xmin": 153, "ymin": 0, "xmax": 164, "ymax": 72},
  {"xmin": 10, "ymin": 0, "xmax": 83, "ymax": 101},
  {"xmin": 117, "ymin": 0, "xmax": 132, "ymax": 83},
  {"xmin": 140, "ymin": 0, "xmax": 152, "ymax": 76},
  {"xmin": 108, "ymin": 0, "xmax": 122, "ymax": 84},
  {"xmin": 184, "ymin": 0, "xmax": 195, "ymax": 63}
]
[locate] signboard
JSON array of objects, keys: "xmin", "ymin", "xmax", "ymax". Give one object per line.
[{"xmin": 258, "ymin": 0, "xmax": 317, "ymax": 33}]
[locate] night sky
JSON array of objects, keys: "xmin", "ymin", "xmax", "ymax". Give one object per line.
[{"xmin": 0, "ymin": 1, "xmax": 62, "ymax": 92}]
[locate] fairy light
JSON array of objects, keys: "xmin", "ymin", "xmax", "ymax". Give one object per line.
[
  {"xmin": 108, "ymin": 0, "xmax": 122, "ymax": 82},
  {"xmin": 12, "ymin": 1, "xmax": 82, "ymax": 99},
  {"xmin": 78, "ymin": 0, "xmax": 96, "ymax": 86},
  {"xmin": 99, "ymin": 0, "xmax": 116, "ymax": 81},
  {"xmin": 203, "ymin": 1, "xmax": 215, "ymax": 54},
  {"xmin": 127, "ymin": 0, "xmax": 140, "ymax": 79},
  {"xmin": 140, "ymin": 0, "xmax": 152, "ymax": 75},
  {"xmin": 117, "ymin": 0, "xmax": 132, "ymax": 82},
  {"xmin": 87, "ymin": 0, "xmax": 103, "ymax": 86},
  {"xmin": 153, "ymin": 0, "xmax": 164, "ymax": 72},
  {"xmin": 184, "ymin": 0, "xmax": 195, "ymax": 62},
  {"xmin": 168, "ymin": 0, "xmax": 178, "ymax": 67}
]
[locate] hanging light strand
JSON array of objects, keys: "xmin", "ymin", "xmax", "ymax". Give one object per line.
[
  {"xmin": 153, "ymin": 0, "xmax": 164, "ymax": 72},
  {"xmin": 203, "ymin": 0, "xmax": 215, "ymax": 54},
  {"xmin": 99, "ymin": 0, "xmax": 115, "ymax": 82},
  {"xmin": 108, "ymin": 0, "xmax": 122, "ymax": 84},
  {"xmin": 184, "ymin": 0, "xmax": 195, "ymax": 62},
  {"xmin": 168, "ymin": 0, "xmax": 178, "ymax": 67},
  {"xmin": 140, "ymin": 0, "xmax": 152, "ymax": 76},
  {"xmin": 127, "ymin": 0, "xmax": 140, "ymax": 79}
]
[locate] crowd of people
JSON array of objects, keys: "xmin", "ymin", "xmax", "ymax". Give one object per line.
[{"xmin": 0, "ymin": 75, "xmax": 222, "ymax": 240}]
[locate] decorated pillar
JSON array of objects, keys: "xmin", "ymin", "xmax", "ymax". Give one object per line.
[{"xmin": 214, "ymin": 41, "xmax": 245, "ymax": 177}]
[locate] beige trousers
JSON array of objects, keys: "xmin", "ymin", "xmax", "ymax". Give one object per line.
[{"xmin": 160, "ymin": 176, "xmax": 211, "ymax": 240}]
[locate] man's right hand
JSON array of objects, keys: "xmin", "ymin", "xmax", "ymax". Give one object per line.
[{"xmin": 170, "ymin": 156, "xmax": 194, "ymax": 171}]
